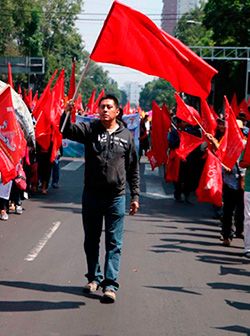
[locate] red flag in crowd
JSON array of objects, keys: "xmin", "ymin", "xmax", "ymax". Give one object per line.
[
  {"xmin": 50, "ymin": 70, "xmax": 65, "ymax": 161},
  {"xmin": 175, "ymin": 93, "xmax": 202, "ymax": 126},
  {"xmin": 32, "ymin": 69, "xmax": 58, "ymax": 120},
  {"xmin": 231, "ymin": 93, "xmax": 240, "ymax": 117},
  {"xmin": 123, "ymin": 101, "xmax": 131, "ymax": 115},
  {"xmin": 165, "ymin": 149, "xmax": 181, "ymax": 182},
  {"xmin": 90, "ymin": 1, "xmax": 217, "ymax": 99},
  {"xmin": 176, "ymin": 131, "xmax": 203, "ymax": 161},
  {"xmin": 86, "ymin": 89, "xmax": 96, "ymax": 115},
  {"xmin": 7, "ymin": 63, "xmax": 14, "ymax": 88},
  {"xmin": 68, "ymin": 60, "xmax": 76, "ymax": 100},
  {"xmin": 17, "ymin": 84, "xmax": 22, "ymax": 98},
  {"xmin": 221, "ymin": 96, "xmax": 244, "ymax": 169},
  {"xmin": 148, "ymin": 101, "xmax": 171, "ymax": 168},
  {"xmin": 75, "ymin": 94, "xmax": 83, "ymax": 112},
  {"xmin": 196, "ymin": 149, "xmax": 222, "ymax": 207},
  {"xmin": 201, "ymin": 99, "xmax": 217, "ymax": 136},
  {"xmin": 238, "ymin": 99, "xmax": 250, "ymax": 120},
  {"xmin": 0, "ymin": 86, "xmax": 26, "ymax": 183},
  {"xmin": 242, "ymin": 133, "xmax": 250, "ymax": 165},
  {"xmin": 209, "ymin": 105, "xmax": 218, "ymax": 122},
  {"xmin": 24, "ymin": 88, "xmax": 33, "ymax": 110},
  {"xmin": 31, "ymin": 91, "xmax": 38, "ymax": 111},
  {"xmin": 93, "ymin": 89, "xmax": 105, "ymax": 113}
]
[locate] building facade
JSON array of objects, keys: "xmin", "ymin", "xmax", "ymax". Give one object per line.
[{"xmin": 161, "ymin": 0, "xmax": 202, "ymax": 35}]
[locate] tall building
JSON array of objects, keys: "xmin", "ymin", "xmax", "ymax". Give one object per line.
[
  {"xmin": 161, "ymin": 0, "xmax": 202, "ymax": 35},
  {"xmin": 123, "ymin": 82, "xmax": 142, "ymax": 106}
]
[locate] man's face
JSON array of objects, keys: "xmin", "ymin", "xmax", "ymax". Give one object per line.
[{"xmin": 98, "ymin": 99, "xmax": 119, "ymax": 122}]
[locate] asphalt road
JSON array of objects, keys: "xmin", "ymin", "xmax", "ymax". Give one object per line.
[{"xmin": 0, "ymin": 157, "xmax": 249, "ymax": 336}]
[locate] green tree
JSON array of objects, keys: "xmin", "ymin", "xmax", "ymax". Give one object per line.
[
  {"xmin": 139, "ymin": 79, "xmax": 175, "ymax": 111},
  {"xmin": 203, "ymin": 0, "xmax": 250, "ymax": 46},
  {"xmin": 174, "ymin": 3, "xmax": 214, "ymax": 46}
]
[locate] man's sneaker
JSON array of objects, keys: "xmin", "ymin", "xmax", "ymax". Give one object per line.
[
  {"xmin": 83, "ymin": 281, "xmax": 99, "ymax": 293},
  {"xmin": 15, "ymin": 205, "xmax": 23, "ymax": 215},
  {"xmin": 101, "ymin": 289, "xmax": 116, "ymax": 303},
  {"xmin": 52, "ymin": 183, "xmax": 59, "ymax": 189},
  {"xmin": 0, "ymin": 211, "xmax": 8, "ymax": 221}
]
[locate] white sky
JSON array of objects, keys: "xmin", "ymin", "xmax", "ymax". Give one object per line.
[{"xmin": 76, "ymin": 0, "xmax": 163, "ymax": 89}]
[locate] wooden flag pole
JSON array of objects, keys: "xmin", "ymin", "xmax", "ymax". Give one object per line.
[{"xmin": 60, "ymin": 58, "xmax": 91, "ymax": 132}]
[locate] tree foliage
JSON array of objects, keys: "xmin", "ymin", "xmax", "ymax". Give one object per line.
[
  {"xmin": 174, "ymin": 2, "xmax": 214, "ymax": 46},
  {"xmin": 203, "ymin": 0, "xmax": 250, "ymax": 46},
  {"xmin": 139, "ymin": 79, "xmax": 175, "ymax": 111},
  {"xmin": 0, "ymin": 0, "xmax": 120, "ymax": 100}
]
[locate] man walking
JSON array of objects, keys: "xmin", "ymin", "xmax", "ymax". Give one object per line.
[{"xmin": 61, "ymin": 95, "xmax": 140, "ymax": 303}]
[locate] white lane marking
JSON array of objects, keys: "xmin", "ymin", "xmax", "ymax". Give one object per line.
[
  {"xmin": 25, "ymin": 221, "xmax": 61, "ymax": 262},
  {"xmin": 141, "ymin": 192, "xmax": 174, "ymax": 200},
  {"xmin": 62, "ymin": 161, "xmax": 83, "ymax": 171}
]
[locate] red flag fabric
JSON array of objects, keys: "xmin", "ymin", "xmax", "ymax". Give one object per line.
[
  {"xmin": 31, "ymin": 91, "xmax": 38, "ymax": 112},
  {"xmin": 32, "ymin": 69, "xmax": 58, "ymax": 120},
  {"xmin": 201, "ymin": 99, "xmax": 217, "ymax": 136},
  {"xmin": 176, "ymin": 131, "xmax": 203, "ymax": 161},
  {"xmin": 0, "ymin": 86, "xmax": 26, "ymax": 183},
  {"xmin": 149, "ymin": 101, "xmax": 171, "ymax": 167},
  {"xmin": 242, "ymin": 133, "xmax": 250, "ymax": 165},
  {"xmin": 146, "ymin": 150, "xmax": 158, "ymax": 171},
  {"xmin": 196, "ymin": 149, "xmax": 222, "ymax": 207},
  {"xmin": 75, "ymin": 94, "xmax": 83, "ymax": 113},
  {"xmin": 50, "ymin": 70, "xmax": 65, "ymax": 161},
  {"xmin": 231, "ymin": 93, "xmax": 240, "ymax": 117},
  {"xmin": 7, "ymin": 63, "xmax": 14, "ymax": 88},
  {"xmin": 17, "ymin": 84, "xmax": 22, "ymax": 98},
  {"xmin": 238, "ymin": 99, "xmax": 250, "ymax": 120},
  {"xmin": 90, "ymin": 1, "xmax": 217, "ymax": 99},
  {"xmin": 165, "ymin": 149, "xmax": 181, "ymax": 182},
  {"xmin": 68, "ymin": 60, "xmax": 76, "ymax": 100},
  {"xmin": 175, "ymin": 93, "xmax": 202, "ymax": 126},
  {"xmin": 123, "ymin": 101, "xmax": 131, "ymax": 115},
  {"xmin": 220, "ymin": 97, "xmax": 244, "ymax": 169},
  {"xmin": 86, "ymin": 89, "xmax": 96, "ymax": 115},
  {"xmin": 93, "ymin": 89, "xmax": 105, "ymax": 114}
]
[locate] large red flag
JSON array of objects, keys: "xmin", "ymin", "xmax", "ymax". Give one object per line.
[
  {"xmin": 7, "ymin": 63, "xmax": 14, "ymax": 88},
  {"xmin": 175, "ymin": 93, "xmax": 202, "ymax": 126},
  {"xmin": 68, "ymin": 60, "xmax": 76, "ymax": 100},
  {"xmin": 201, "ymin": 99, "xmax": 217, "ymax": 136},
  {"xmin": 176, "ymin": 131, "xmax": 203, "ymax": 161},
  {"xmin": 196, "ymin": 149, "xmax": 222, "ymax": 207},
  {"xmin": 0, "ymin": 86, "xmax": 26, "ymax": 183},
  {"xmin": 90, "ymin": 1, "xmax": 217, "ymax": 99},
  {"xmin": 221, "ymin": 97, "xmax": 244, "ymax": 169}
]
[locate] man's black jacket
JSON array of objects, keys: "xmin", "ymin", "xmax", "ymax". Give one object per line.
[{"xmin": 60, "ymin": 113, "xmax": 140, "ymax": 202}]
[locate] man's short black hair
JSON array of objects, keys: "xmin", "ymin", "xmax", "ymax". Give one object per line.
[{"xmin": 99, "ymin": 94, "xmax": 119, "ymax": 108}]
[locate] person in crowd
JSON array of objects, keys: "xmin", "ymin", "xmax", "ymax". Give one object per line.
[
  {"xmin": 221, "ymin": 119, "xmax": 246, "ymax": 246},
  {"xmin": 0, "ymin": 197, "xmax": 9, "ymax": 220},
  {"xmin": 60, "ymin": 94, "xmax": 140, "ymax": 303},
  {"xmin": 168, "ymin": 117, "xmax": 203, "ymax": 203},
  {"xmin": 139, "ymin": 116, "xmax": 150, "ymax": 160},
  {"xmin": 51, "ymin": 146, "xmax": 63, "ymax": 189},
  {"xmin": 36, "ymin": 141, "xmax": 53, "ymax": 194}
]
